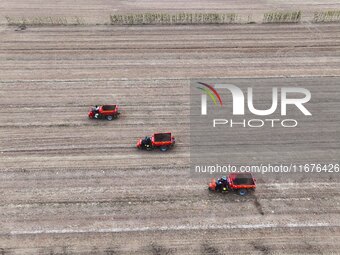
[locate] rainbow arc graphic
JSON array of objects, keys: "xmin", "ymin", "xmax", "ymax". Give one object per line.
[{"xmin": 196, "ymin": 82, "xmax": 223, "ymax": 106}]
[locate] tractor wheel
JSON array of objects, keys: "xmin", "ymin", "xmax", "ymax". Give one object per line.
[
  {"xmin": 159, "ymin": 146, "xmax": 169, "ymax": 152},
  {"xmin": 106, "ymin": 115, "xmax": 113, "ymax": 121},
  {"xmin": 238, "ymin": 189, "xmax": 247, "ymax": 196}
]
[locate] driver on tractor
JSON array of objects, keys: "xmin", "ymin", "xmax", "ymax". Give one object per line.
[
  {"xmin": 94, "ymin": 105, "xmax": 100, "ymax": 118},
  {"xmin": 216, "ymin": 176, "xmax": 228, "ymax": 192},
  {"xmin": 141, "ymin": 136, "xmax": 152, "ymax": 149}
]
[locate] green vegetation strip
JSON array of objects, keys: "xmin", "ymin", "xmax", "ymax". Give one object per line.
[
  {"xmin": 5, "ymin": 16, "xmax": 85, "ymax": 26},
  {"xmin": 263, "ymin": 11, "xmax": 301, "ymax": 23},
  {"xmin": 4, "ymin": 10, "xmax": 340, "ymax": 26},
  {"xmin": 313, "ymin": 10, "xmax": 340, "ymax": 23},
  {"xmin": 110, "ymin": 13, "xmax": 238, "ymax": 25}
]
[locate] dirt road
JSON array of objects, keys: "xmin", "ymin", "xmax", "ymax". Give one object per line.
[{"xmin": 0, "ymin": 23, "xmax": 340, "ymax": 254}]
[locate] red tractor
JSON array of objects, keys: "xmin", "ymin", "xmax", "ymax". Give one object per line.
[
  {"xmin": 136, "ymin": 132, "xmax": 175, "ymax": 152},
  {"xmin": 88, "ymin": 105, "xmax": 120, "ymax": 121},
  {"xmin": 208, "ymin": 173, "xmax": 256, "ymax": 196}
]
